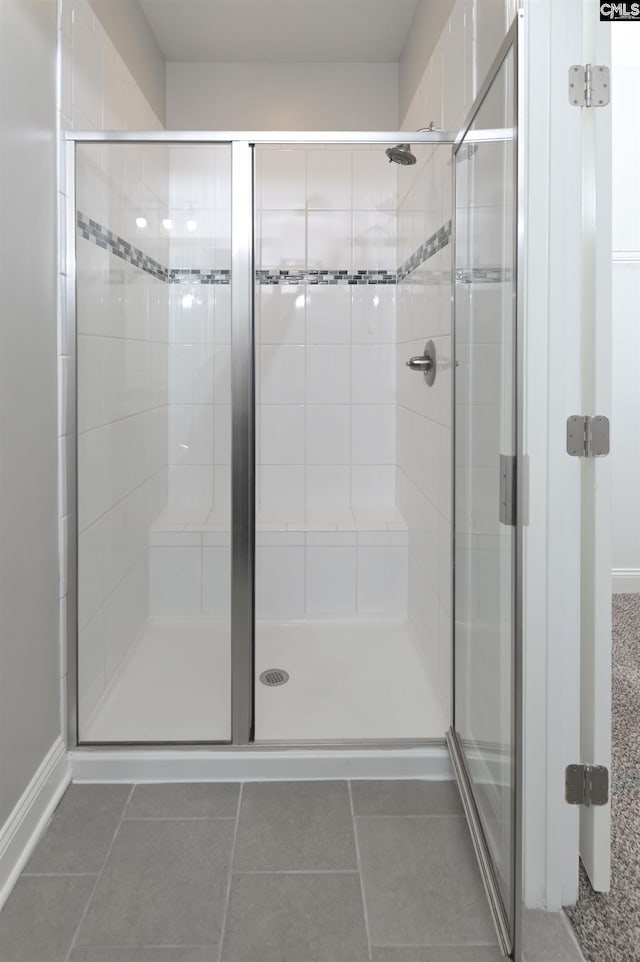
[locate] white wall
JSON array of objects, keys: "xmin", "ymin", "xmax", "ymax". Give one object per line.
[
  {"xmin": 89, "ymin": 0, "xmax": 167, "ymax": 124},
  {"xmin": 611, "ymin": 24, "xmax": 640, "ymax": 593},
  {"xmin": 401, "ymin": 0, "xmax": 517, "ymax": 134},
  {"xmin": 166, "ymin": 62, "xmax": 399, "ymax": 130},
  {"xmin": 0, "ymin": 0, "xmax": 61, "ymax": 826},
  {"xmin": 399, "ymin": 0, "xmax": 455, "ymax": 124}
]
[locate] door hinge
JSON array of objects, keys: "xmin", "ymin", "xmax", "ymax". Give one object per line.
[
  {"xmin": 566, "ymin": 415, "xmax": 610, "ymax": 457},
  {"xmin": 565, "ymin": 765, "xmax": 609, "ymax": 807},
  {"xmin": 569, "ymin": 64, "xmax": 610, "ymax": 107},
  {"xmin": 499, "ymin": 454, "xmax": 517, "ymax": 526}
]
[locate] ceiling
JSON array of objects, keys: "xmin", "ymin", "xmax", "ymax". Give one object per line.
[{"xmin": 138, "ymin": 0, "xmax": 421, "ymax": 63}]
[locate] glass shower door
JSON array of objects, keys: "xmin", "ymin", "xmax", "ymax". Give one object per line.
[
  {"xmin": 449, "ymin": 27, "xmax": 520, "ymax": 956},
  {"xmin": 74, "ymin": 142, "xmax": 233, "ymax": 743}
]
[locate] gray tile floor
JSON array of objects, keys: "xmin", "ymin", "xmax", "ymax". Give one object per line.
[{"xmin": 0, "ymin": 780, "xmax": 504, "ymax": 962}]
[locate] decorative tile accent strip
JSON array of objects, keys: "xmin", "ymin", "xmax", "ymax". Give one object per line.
[
  {"xmin": 256, "ymin": 269, "xmax": 397, "ymax": 286},
  {"xmin": 170, "ymin": 269, "xmax": 231, "ymax": 285},
  {"xmin": 77, "ymin": 212, "xmax": 168, "ymax": 282},
  {"xmin": 77, "ymin": 212, "xmax": 453, "ymax": 286},
  {"xmin": 455, "ymin": 267, "xmax": 514, "ymax": 284},
  {"xmin": 397, "ymin": 220, "xmax": 452, "ymax": 282}
]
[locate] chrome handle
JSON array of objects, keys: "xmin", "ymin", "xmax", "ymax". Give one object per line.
[
  {"xmin": 405, "ymin": 340, "xmax": 437, "ymax": 386},
  {"xmin": 406, "ymin": 356, "xmax": 433, "ymax": 372}
]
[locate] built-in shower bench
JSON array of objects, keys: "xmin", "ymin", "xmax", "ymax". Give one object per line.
[{"xmin": 149, "ymin": 505, "xmax": 409, "ymax": 618}]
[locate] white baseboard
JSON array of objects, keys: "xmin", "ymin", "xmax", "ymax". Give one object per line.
[
  {"xmin": 612, "ymin": 568, "xmax": 640, "ymax": 594},
  {"xmin": 0, "ymin": 737, "xmax": 70, "ymax": 911},
  {"xmin": 70, "ymin": 744, "xmax": 452, "ymax": 783}
]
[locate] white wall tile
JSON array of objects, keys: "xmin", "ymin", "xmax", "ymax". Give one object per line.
[
  {"xmin": 256, "ymin": 546, "xmax": 305, "ymax": 618},
  {"xmin": 306, "ymin": 547, "xmax": 356, "ymax": 614},
  {"xmin": 149, "ymin": 546, "xmax": 202, "ymax": 616},
  {"xmin": 352, "ymin": 149, "xmax": 397, "ymax": 211},
  {"xmin": 78, "ymin": 609, "xmax": 104, "ymax": 730},
  {"xmin": 357, "ymin": 547, "xmax": 407, "ymax": 614},
  {"xmin": 306, "ymin": 286, "xmax": 351, "ymax": 344},
  {"xmin": 78, "ymin": 518, "xmax": 103, "ymax": 629},
  {"xmin": 260, "ymin": 210, "xmax": 306, "ymax": 267},
  {"xmin": 258, "ymin": 148, "xmax": 306, "ymax": 210},
  {"xmin": 260, "ymin": 405, "xmax": 305, "ymax": 464},
  {"xmin": 307, "ymin": 149, "xmax": 351, "ymax": 209},
  {"xmin": 306, "ymin": 345, "xmax": 351, "ymax": 403},
  {"xmin": 260, "ymin": 465, "xmax": 306, "ymax": 508},
  {"xmin": 352, "ymin": 345, "xmax": 395, "ymax": 404},
  {"xmin": 260, "ymin": 344, "xmax": 306, "ymax": 404},
  {"xmin": 203, "ymin": 546, "xmax": 231, "ymax": 616},
  {"xmin": 77, "ymin": 426, "xmax": 108, "ymax": 532},
  {"xmin": 169, "ymin": 404, "xmax": 214, "ymax": 466},
  {"xmin": 259, "ymin": 285, "xmax": 306, "ymax": 344},
  {"xmin": 351, "ymin": 286, "xmax": 396, "ymax": 343},
  {"xmin": 351, "ymin": 405, "xmax": 395, "ymax": 464},
  {"xmin": 307, "ymin": 466, "xmax": 351, "ymax": 507},
  {"xmin": 306, "ymin": 406, "xmax": 351, "ymax": 465},
  {"xmin": 351, "ymin": 465, "xmax": 395, "ymax": 505},
  {"xmin": 352, "ymin": 211, "xmax": 397, "ymax": 270},
  {"xmin": 307, "ymin": 212, "xmax": 352, "ymax": 269}
]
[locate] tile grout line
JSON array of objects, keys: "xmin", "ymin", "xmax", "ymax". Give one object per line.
[
  {"xmin": 231, "ymin": 869, "xmax": 363, "ymax": 875},
  {"xmin": 352, "ymin": 813, "xmax": 465, "ymax": 820},
  {"xmin": 63, "ymin": 783, "xmax": 136, "ymax": 962},
  {"xmin": 122, "ymin": 815, "xmax": 238, "ymax": 821},
  {"xmin": 216, "ymin": 782, "xmax": 243, "ymax": 962},
  {"xmin": 20, "ymin": 872, "xmax": 98, "ymax": 878},
  {"xmin": 348, "ymin": 780, "xmax": 373, "ymax": 962}
]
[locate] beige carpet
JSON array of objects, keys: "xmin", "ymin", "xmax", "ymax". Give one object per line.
[{"xmin": 565, "ymin": 594, "xmax": 640, "ymax": 962}]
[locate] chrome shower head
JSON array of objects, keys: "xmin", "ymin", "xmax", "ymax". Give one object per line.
[{"xmin": 385, "ymin": 143, "xmax": 417, "ymax": 166}]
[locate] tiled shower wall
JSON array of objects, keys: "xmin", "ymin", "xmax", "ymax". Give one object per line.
[
  {"xmin": 58, "ymin": 0, "xmax": 164, "ymax": 731},
  {"xmin": 166, "ymin": 147, "xmax": 232, "ymax": 513},
  {"xmin": 256, "ymin": 147, "xmax": 399, "ymax": 514},
  {"xmin": 397, "ymin": 0, "xmax": 517, "ymax": 716},
  {"xmin": 75, "ymin": 151, "xmax": 170, "ymax": 731}
]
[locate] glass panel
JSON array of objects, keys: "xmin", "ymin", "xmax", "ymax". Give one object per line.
[
  {"xmin": 75, "ymin": 143, "xmax": 232, "ymax": 743},
  {"xmin": 252, "ymin": 142, "xmax": 453, "ymax": 742},
  {"xmin": 454, "ymin": 47, "xmax": 517, "ymax": 920}
]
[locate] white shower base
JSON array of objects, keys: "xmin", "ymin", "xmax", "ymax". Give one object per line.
[{"xmin": 82, "ymin": 618, "xmax": 446, "ymax": 744}]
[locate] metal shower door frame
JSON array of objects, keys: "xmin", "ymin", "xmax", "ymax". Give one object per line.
[
  {"xmin": 64, "ymin": 128, "xmax": 458, "ymax": 751},
  {"xmin": 446, "ymin": 14, "xmax": 525, "ymax": 961}
]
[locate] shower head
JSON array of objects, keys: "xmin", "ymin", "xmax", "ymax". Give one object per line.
[{"xmin": 385, "ymin": 143, "xmax": 417, "ymax": 166}]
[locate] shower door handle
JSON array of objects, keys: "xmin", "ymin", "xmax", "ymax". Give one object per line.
[{"xmin": 405, "ymin": 340, "xmax": 436, "ymax": 386}]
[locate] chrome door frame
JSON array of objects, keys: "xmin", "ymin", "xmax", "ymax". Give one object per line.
[
  {"xmin": 64, "ymin": 128, "xmax": 458, "ymax": 751},
  {"xmin": 446, "ymin": 13, "xmax": 525, "ymax": 960}
]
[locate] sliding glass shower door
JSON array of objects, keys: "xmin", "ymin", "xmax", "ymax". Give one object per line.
[
  {"xmin": 449, "ymin": 23, "xmax": 521, "ymax": 958},
  {"xmin": 74, "ymin": 142, "xmax": 233, "ymax": 743}
]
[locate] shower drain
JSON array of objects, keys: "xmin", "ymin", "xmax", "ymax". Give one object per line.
[{"xmin": 259, "ymin": 668, "xmax": 289, "ymax": 687}]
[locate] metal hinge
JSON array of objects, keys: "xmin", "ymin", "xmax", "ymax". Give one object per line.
[
  {"xmin": 566, "ymin": 415, "xmax": 610, "ymax": 457},
  {"xmin": 565, "ymin": 765, "xmax": 609, "ymax": 807},
  {"xmin": 569, "ymin": 64, "xmax": 610, "ymax": 107}
]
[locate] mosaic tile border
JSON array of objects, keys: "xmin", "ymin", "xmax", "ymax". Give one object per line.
[
  {"xmin": 77, "ymin": 212, "xmax": 453, "ymax": 287},
  {"xmin": 455, "ymin": 267, "xmax": 514, "ymax": 284},
  {"xmin": 77, "ymin": 213, "xmax": 168, "ymax": 282},
  {"xmin": 170, "ymin": 268, "xmax": 231, "ymax": 285},
  {"xmin": 257, "ymin": 269, "xmax": 397, "ymax": 286},
  {"xmin": 397, "ymin": 221, "xmax": 452, "ymax": 282}
]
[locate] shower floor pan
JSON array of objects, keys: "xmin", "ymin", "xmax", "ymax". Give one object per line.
[{"xmin": 81, "ymin": 618, "xmax": 446, "ymax": 744}]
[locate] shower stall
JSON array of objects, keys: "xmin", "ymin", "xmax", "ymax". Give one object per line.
[
  {"xmin": 71, "ymin": 133, "xmax": 456, "ymax": 747},
  {"xmin": 67, "ymin": 20, "xmax": 521, "ymax": 957}
]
